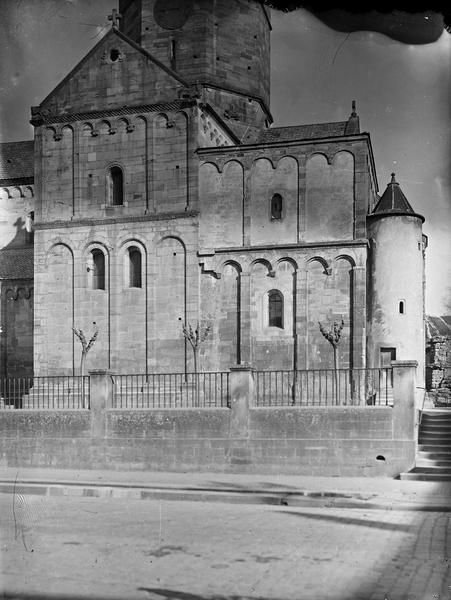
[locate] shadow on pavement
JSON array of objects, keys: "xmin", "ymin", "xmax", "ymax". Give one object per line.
[
  {"xmin": 279, "ymin": 509, "xmax": 415, "ymax": 531},
  {"xmin": 138, "ymin": 590, "xmax": 280, "ymax": 600},
  {"xmin": 2, "ymin": 592, "xmax": 283, "ymax": 600}
]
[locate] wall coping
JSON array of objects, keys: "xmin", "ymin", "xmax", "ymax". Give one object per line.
[{"xmin": 391, "ymin": 360, "xmax": 418, "ymax": 368}]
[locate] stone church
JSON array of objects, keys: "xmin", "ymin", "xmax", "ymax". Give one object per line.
[{"xmin": 0, "ymin": 0, "xmax": 427, "ymax": 396}]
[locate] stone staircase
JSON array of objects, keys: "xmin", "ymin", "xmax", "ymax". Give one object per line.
[{"xmin": 401, "ymin": 409, "xmax": 451, "ymax": 481}]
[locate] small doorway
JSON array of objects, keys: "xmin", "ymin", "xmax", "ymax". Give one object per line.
[
  {"xmin": 380, "ymin": 347, "xmax": 396, "ymax": 397},
  {"xmin": 380, "ymin": 347, "xmax": 396, "ymax": 368}
]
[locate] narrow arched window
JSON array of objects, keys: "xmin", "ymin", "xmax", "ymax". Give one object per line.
[
  {"xmin": 399, "ymin": 300, "xmax": 405, "ymax": 314},
  {"xmin": 268, "ymin": 289, "xmax": 283, "ymax": 328},
  {"xmin": 129, "ymin": 247, "xmax": 142, "ymax": 288},
  {"xmin": 270, "ymin": 193, "xmax": 283, "ymax": 220},
  {"xmin": 25, "ymin": 211, "xmax": 34, "ymax": 244},
  {"xmin": 92, "ymin": 249, "xmax": 105, "ymax": 290},
  {"xmin": 108, "ymin": 166, "xmax": 124, "ymax": 206}
]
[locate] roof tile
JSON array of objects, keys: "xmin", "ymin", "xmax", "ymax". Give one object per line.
[
  {"xmin": 0, "ymin": 141, "xmax": 34, "ymax": 182},
  {"xmin": 0, "ymin": 247, "xmax": 34, "ymax": 280},
  {"xmin": 259, "ymin": 121, "xmax": 348, "ymax": 143}
]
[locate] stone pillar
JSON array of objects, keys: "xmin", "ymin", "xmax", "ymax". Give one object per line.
[
  {"xmin": 352, "ymin": 266, "xmax": 366, "ymax": 369},
  {"xmin": 89, "ymin": 369, "xmax": 113, "ymax": 438},
  {"xmin": 240, "ymin": 272, "xmax": 252, "ymax": 365},
  {"xmin": 228, "ymin": 365, "xmax": 254, "ymax": 467},
  {"xmin": 243, "ymin": 162, "xmax": 252, "ymax": 246},
  {"xmin": 296, "ymin": 266, "xmax": 308, "ymax": 369},
  {"xmin": 354, "ymin": 151, "xmax": 368, "ymax": 239},
  {"xmin": 297, "ymin": 154, "xmax": 307, "ymax": 242},
  {"xmin": 392, "ymin": 360, "xmax": 417, "ymax": 441}
]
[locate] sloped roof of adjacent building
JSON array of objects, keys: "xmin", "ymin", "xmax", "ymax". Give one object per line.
[
  {"xmin": 259, "ymin": 121, "xmax": 348, "ymax": 143},
  {"xmin": 0, "ymin": 141, "xmax": 34, "ymax": 184},
  {"xmin": 0, "ymin": 247, "xmax": 34, "ymax": 280},
  {"xmin": 372, "ymin": 173, "xmax": 415, "ymax": 214},
  {"xmin": 426, "ymin": 316, "xmax": 451, "ymax": 338}
]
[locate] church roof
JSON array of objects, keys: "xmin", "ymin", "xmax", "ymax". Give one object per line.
[
  {"xmin": 259, "ymin": 121, "xmax": 348, "ymax": 143},
  {"xmin": 371, "ymin": 173, "xmax": 423, "ymax": 219},
  {"xmin": 0, "ymin": 141, "xmax": 34, "ymax": 184},
  {"xmin": 0, "ymin": 247, "xmax": 34, "ymax": 280}
]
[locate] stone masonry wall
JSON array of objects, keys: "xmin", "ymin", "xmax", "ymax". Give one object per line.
[{"xmin": 0, "ymin": 406, "xmax": 411, "ymax": 476}]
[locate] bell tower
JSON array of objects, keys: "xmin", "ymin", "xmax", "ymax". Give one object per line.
[{"xmin": 119, "ymin": 0, "xmax": 272, "ymax": 138}]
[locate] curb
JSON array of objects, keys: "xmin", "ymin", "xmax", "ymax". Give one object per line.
[{"xmin": 0, "ymin": 480, "xmax": 449, "ymax": 512}]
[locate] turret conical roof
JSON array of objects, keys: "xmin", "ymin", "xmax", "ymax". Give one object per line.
[{"xmin": 372, "ymin": 173, "xmax": 415, "ymax": 214}]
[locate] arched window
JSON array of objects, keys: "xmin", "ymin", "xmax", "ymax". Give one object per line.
[
  {"xmin": 268, "ymin": 289, "xmax": 283, "ymax": 328},
  {"xmin": 270, "ymin": 193, "xmax": 283, "ymax": 220},
  {"xmin": 108, "ymin": 166, "xmax": 124, "ymax": 206},
  {"xmin": 129, "ymin": 247, "xmax": 142, "ymax": 288},
  {"xmin": 92, "ymin": 249, "xmax": 105, "ymax": 290},
  {"xmin": 25, "ymin": 211, "xmax": 34, "ymax": 244},
  {"xmin": 399, "ymin": 300, "xmax": 405, "ymax": 314}
]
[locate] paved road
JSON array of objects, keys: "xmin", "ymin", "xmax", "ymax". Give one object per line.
[{"xmin": 0, "ymin": 493, "xmax": 450, "ymax": 600}]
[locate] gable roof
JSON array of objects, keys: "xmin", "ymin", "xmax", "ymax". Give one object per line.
[
  {"xmin": 259, "ymin": 121, "xmax": 348, "ymax": 143},
  {"xmin": 38, "ymin": 27, "xmax": 188, "ymax": 115},
  {"xmin": 0, "ymin": 247, "xmax": 33, "ymax": 280},
  {"xmin": 0, "ymin": 141, "xmax": 34, "ymax": 183}
]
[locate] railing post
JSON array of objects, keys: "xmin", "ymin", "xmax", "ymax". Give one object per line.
[
  {"xmin": 89, "ymin": 369, "xmax": 113, "ymax": 438},
  {"xmin": 228, "ymin": 365, "xmax": 255, "ymax": 467},
  {"xmin": 392, "ymin": 360, "xmax": 417, "ymax": 440}
]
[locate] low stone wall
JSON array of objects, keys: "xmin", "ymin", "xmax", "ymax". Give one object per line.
[
  {"xmin": 0, "ymin": 362, "xmax": 417, "ymax": 476},
  {"xmin": 248, "ymin": 407, "xmax": 413, "ymax": 477}
]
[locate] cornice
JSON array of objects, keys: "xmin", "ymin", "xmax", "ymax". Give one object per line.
[
  {"xmin": 199, "ymin": 239, "xmax": 369, "ymax": 255},
  {"xmin": 34, "ymin": 210, "xmax": 199, "ymax": 230},
  {"xmin": 197, "ymin": 132, "xmax": 372, "ymax": 155},
  {"xmin": 31, "ymin": 99, "xmax": 197, "ymax": 127}
]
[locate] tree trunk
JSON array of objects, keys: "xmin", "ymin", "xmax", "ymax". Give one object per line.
[
  {"xmin": 80, "ymin": 352, "xmax": 86, "ymax": 408},
  {"xmin": 193, "ymin": 347, "xmax": 199, "ymax": 407}
]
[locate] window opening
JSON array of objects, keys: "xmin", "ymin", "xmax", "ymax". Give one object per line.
[
  {"xmin": 268, "ymin": 289, "xmax": 283, "ymax": 328},
  {"xmin": 399, "ymin": 301, "xmax": 405, "ymax": 314},
  {"xmin": 25, "ymin": 211, "xmax": 34, "ymax": 243},
  {"xmin": 110, "ymin": 49, "xmax": 120, "ymax": 62},
  {"xmin": 108, "ymin": 166, "xmax": 124, "ymax": 206},
  {"xmin": 92, "ymin": 250, "xmax": 105, "ymax": 290},
  {"xmin": 129, "ymin": 247, "xmax": 142, "ymax": 288},
  {"xmin": 270, "ymin": 193, "xmax": 283, "ymax": 220},
  {"xmin": 170, "ymin": 39, "xmax": 176, "ymax": 69}
]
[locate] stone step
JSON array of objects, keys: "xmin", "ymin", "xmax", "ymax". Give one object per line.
[
  {"xmin": 417, "ymin": 450, "xmax": 451, "ymax": 460},
  {"xmin": 400, "ymin": 472, "xmax": 451, "ymax": 481},
  {"xmin": 416, "ymin": 458, "xmax": 451, "ymax": 468},
  {"xmin": 418, "ymin": 439, "xmax": 451, "ymax": 446},
  {"xmin": 418, "ymin": 444, "xmax": 451, "ymax": 452},
  {"xmin": 409, "ymin": 466, "xmax": 451, "ymax": 474}
]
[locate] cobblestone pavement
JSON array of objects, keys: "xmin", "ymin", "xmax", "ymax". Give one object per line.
[{"xmin": 0, "ymin": 494, "xmax": 450, "ymax": 600}]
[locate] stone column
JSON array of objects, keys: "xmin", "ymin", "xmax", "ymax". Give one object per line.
[
  {"xmin": 352, "ymin": 265, "xmax": 366, "ymax": 369},
  {"xmin": 297, "ymin": 154, "xmax": 307, "ymax": 242},
  {"xmin": 392, "ymin": 360, "xmax": 417, "ymax": 441},
  {"xmin": 89, "ymin": 369, "xmax": 113, "ymax": 438},
  {"xmin": 228, "ymin": 365, "xmax": 254, "ymax": 467},
  {"xmin": 296, "ymin": 267, "xmax": 308, "ymax": 369},
  {"xmin": 240, "ymin": 272, "xmax": 252, "ymax": 365}
]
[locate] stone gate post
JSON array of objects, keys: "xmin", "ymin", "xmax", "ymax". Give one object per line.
[
  {"xmin": 392, "ymin": 360, "xmax": 417, "ymax": 441},
  {"xmin": 89, "ymin": 369, "xmax": 113, "ymax": 438},
  {"xmin": 228, "ymin": 365, "xmax": 255, "ymax": 467}
]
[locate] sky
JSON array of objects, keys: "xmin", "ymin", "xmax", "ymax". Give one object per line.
[{"xmin": 0, "ymin": 0, "xmax": 450, "ymax": 315}]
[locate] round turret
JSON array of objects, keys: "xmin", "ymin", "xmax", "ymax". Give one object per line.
[{"xmin": 367, "ymin": 173, "xmax": 426, "ymax": 404}]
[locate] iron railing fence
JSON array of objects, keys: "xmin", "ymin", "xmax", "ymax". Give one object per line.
[
  {"xmin": 255, "ymin": 368, "xmax": 393, "ymax": 407},
  {"xmin": 112, "ymin": 372, "xmax": 230, "ymax": 408},
  {"xmin": 0, "ymin": 376, "xmax": 90, "ymax": 409}
]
